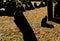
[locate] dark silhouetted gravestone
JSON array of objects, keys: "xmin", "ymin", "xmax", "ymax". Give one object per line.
[
  {"xmin": 14, "ymin": 9, "xmax": 38, "ymax": 41},
  {"xmin": 28, "ymin": 1, "xmax": 35, "ymax": 10},
  {"xmin": 38, "ymin": 2, "xmax": 45, "ymax": 8},
  {"xmin": 41, "ymin": 16, "xmax": 54, "ymax": 28},
  {"xmin": 34, "ymin": 3, "xmax": 38, "ymax": 8}
]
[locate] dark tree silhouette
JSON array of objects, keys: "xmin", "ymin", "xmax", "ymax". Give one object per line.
[{"xmin": 47, "ymin": 0, "xmax": 53, "ymax": 21}]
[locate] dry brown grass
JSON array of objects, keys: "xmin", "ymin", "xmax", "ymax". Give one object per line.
[{"xmin": 0, "ymin": 16, "xmax": 23, "ymax": 41}]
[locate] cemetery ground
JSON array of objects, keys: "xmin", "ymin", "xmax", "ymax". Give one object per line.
[{"xmin": 0, "ymin": 5, "xmax": 60, "ymax": 41}]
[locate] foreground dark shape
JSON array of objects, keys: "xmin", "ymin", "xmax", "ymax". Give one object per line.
[
  {"xmin": 41, "ymin": 16, "xmax": 54, "ymax": 28},
  {"xmin": 0, "ymin": 1, "xmax": 37, "ymax": 41},
  {"xmin": 14, "ymin": 10, "xmax": 38, "ymax": 41}
]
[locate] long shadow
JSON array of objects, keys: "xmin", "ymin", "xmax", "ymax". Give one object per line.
[{"xmin": 14, "ymin": 10, "xmax": 38, "ymax": 41}]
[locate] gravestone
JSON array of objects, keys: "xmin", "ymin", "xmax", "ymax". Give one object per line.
[
  {"xmin": 41, "ymin": 16, "xmax": 54, "ymax": 28},
  {"xmin": 28, "ymin": 1, "xmax": 35, "ymax": 10},
  {"xmin": 34, "ymin": 3, "xmax": 38, "ymax": 8},
  {"xmin": 38, "ymin": 2, "xmax": 45, "ymax": 8}
]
